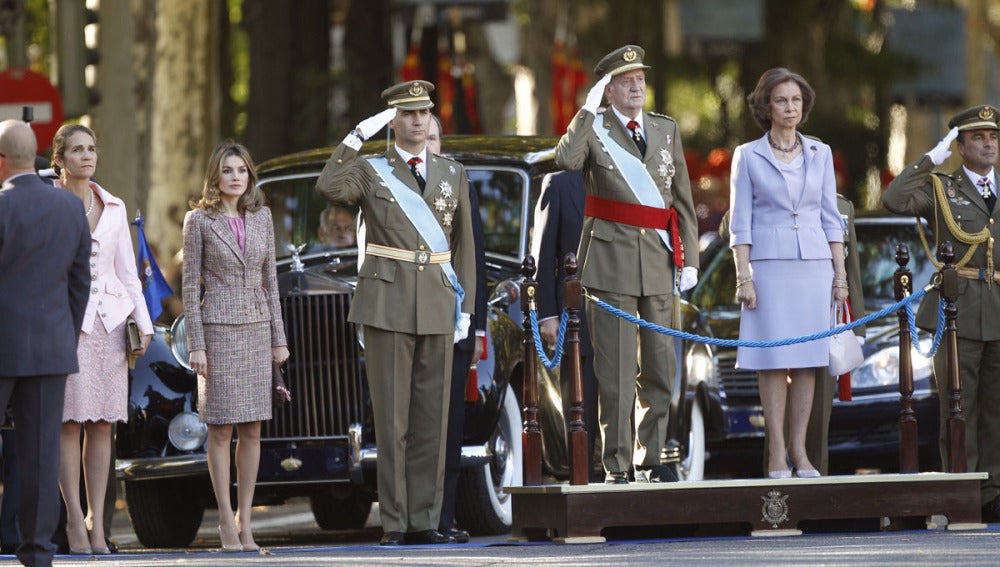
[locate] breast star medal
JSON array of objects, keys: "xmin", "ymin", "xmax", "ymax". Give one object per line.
[
  {"xmin": 434, "ymin": 179, "xmax": 458, "ymax": 228},
  {"xmin": 658, "ymin": 148, "xmax": 676, "ymax": 190}
]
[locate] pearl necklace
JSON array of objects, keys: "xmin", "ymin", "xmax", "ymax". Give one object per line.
[
  {"xmin": 768, "ymin": 132, "xmax": 801, "ymax": 153},
  {"xmin": 85, "ymin": 188, "xmax": 95, "ymax": 216}
]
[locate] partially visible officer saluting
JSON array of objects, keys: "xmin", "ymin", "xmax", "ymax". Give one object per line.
[
  {"xmin": 882, "ymin": 105, "xmax": 1000, "ymax": 522},
  {"xmin": 315, "ymin": 80, "xmax": 476, "ymax": 545},
  {"xmin": 554, "ymin": 45, "xmax": 700, "ymax": 484}
]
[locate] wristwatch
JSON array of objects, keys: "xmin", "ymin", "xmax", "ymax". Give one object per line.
[{"xmin": 351, "ymin": 127, "xmax": 365, "ymax": 141}]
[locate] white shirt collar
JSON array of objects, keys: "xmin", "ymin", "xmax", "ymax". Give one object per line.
[
  {"xmin": 611, "ymin": 106, "xmax": 644, "ymax": 136},
  {"xmin": 394, "ymin": 144, "xmax": 427, "ymax": 178},
  {"xmin": 963, "ymin": 166, "xmax": 996, "ymax": 195}
]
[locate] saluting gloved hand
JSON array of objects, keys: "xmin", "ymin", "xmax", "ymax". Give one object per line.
[
  {"xmin": 454, "ymin": 313, "xmax": 471, "ymax": 344},
  {"xmin": 925, "ymin": 126, "xmax": 959, "ymax": 166},
  {"xmin": 343, "ymin": 107, "xmax": 398, "ymax": 149},
  {"xmin": 679, "ymin": 266, "xmax": 699, "ymax": 292},
  {"xmin": 582, "ymin": 74, "xmax": 612, "ymax": 115}
]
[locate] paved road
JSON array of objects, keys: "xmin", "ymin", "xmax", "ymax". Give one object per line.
[{"xmin": 5, "ymin": 496, "xmax": 999, "ymax": 566}]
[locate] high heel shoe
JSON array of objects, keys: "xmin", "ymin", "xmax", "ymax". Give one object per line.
[
  {"xmin": 217, "ymin": 526, "xmax": 242, "ymax": 552},
  {"xmin": 84, "ymin": 515, "xmax": 111, "ymax": 554},
  {"xmin": 795, "ymin": 468, "xmax": 821, "ymax": 478},
  {"xmin": 235, "ymin": 512, "xmax": 259, "ymax": 552},
  {"xmin": 767, "ymin": 469, "xmax": 792, "ymax": 479},
  {"xmin": 66, "ymin": 522, "xmax": 91, "ymax": 555}
]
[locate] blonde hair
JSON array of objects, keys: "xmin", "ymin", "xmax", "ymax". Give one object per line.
[
  {"xmin": 51, "ymin": 124, "xmax": 97, "ymax": 176},
  {"xmin": 190, "ymin": 141, "xmax": 263, "ymax": 214}
]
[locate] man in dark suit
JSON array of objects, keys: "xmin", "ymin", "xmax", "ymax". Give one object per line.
[
  {"xmin": 531, "ymin": 169, "xmax": 601, "ymax": 481},
  {"xmin": 0, "ymin": 119, "xmax": 91, "ymax": 566},
  {"xmin": 429, "ymin": 114, "xmax": 487, "ymax": 543}
]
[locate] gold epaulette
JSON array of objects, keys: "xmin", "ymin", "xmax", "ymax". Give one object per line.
[{"xmin": 916, "ymin": 174, "xmax": 994, "ymax": 283}]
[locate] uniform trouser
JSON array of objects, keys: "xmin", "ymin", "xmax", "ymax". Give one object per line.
[
  {"xmin": 364, "ymin": 326, "xmax": 453, "ymax": 533},
  {"xmin": 762, "ymin": 368, "xmax": 835, "ymax": 477},
  {"xmin": 586, "ymin": 289, "xmax": 674, "ymax": 474},
  {"xmin": 0, "ymin": 374, "xmax": 67, "ymax": 567},
  {"xmin": 933, "ymin": 337, "xmax": 1000, "ymax": 503}
]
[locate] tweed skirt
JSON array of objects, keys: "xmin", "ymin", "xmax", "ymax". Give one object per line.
[
  {"xmin": 736, "ymin": 258, "xmax": 833, "ymax": 371},
  {"xmin": 64, "ymin": 316, "xmax": 127, "ymax": 423},
  {"xmin": 198, "ymin": 322, "xmax": 272, "ymax": 424}
]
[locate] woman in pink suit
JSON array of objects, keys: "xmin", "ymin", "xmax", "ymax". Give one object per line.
[
  {"xmin": 183, "ymin": 142, "xmax": 289, "ymax": 552},
  {"xmin": 729, "ymin": 69, "xmax": 848, "ymax": 479},
  {"xmin": 53, "ymin": 124, "xmax": 154, "ymax": 554}
]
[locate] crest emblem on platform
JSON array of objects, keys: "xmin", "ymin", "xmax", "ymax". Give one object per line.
[
  {"xmin": 761, "ymin": 490, "xmax": 790, "ymax": 528},
  {"xmin": 434, "ymin": 180, "xmax": 458, "ymax": 228}
]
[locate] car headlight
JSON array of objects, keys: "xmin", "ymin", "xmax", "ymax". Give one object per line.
[
  {"xmin": 169, "ymin": 315, "xmax": 192, "ymax": 371},
  {"xmin": 852, "ymin": 341, "xmax": 933, "ymax": 389},
  {"xmin": 168, "ymin": 412, "xmax": 208, "ymax": 451},
  {"xmin": 685, "ymin": 344, "xmax": 716, "ymax": 389}
]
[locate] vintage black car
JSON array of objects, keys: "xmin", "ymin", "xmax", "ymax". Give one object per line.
[
  {"xmin": 115, "ymin": 135, "xmax": 711, "ymax": 548},
  {"xmin": 689, "ymin": 214, "xmax": 942, "ymax": 476}
]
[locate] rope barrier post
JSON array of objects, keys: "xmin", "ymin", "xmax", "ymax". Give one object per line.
[
  {"xmin": 894, "ymin": 243, "xmax": 919, "ymax": 473},
  {"xmin": 939, "ymin": 242, "xmax": 967, "ymax": 473},
  {"xmin": 562, "ymin": 253, "xmax": 588, "ymax": 486},
  {"xmin": 520, "ymin": 255, "xmax": 543, "ymax": 486}
]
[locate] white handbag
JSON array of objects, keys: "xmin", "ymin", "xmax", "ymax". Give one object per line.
[{"xmin": 828, "ymin": 303, "xmax": 864, "ymax": 377}]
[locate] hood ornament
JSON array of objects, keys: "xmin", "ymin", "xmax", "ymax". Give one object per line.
[{"xmin": 287, "ymin": 243, "xmax": 307, "ymax": 272}]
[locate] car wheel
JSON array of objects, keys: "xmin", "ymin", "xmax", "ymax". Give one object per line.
[
  {"xmin": 674, "ymin": 401, "xmax": 706, "ymax": 481},
  {"xmin": 455, "ymin": 384, "xmax": 523, "ymax": 535},
  {"xmin": 125, "ymin": 477, "xmax": 206, "ymax": 548},
  {"xmin": 309, "ymin": 489, "xmax": 374, "ymax": 530}
]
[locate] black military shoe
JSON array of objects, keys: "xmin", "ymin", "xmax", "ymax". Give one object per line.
[
  {"xmin": 982, "ymin": 496, "xmax": 1000, "ymax": 523},
  {"xmin": 447, "ymin": 528, "xmax": 470, "ymax": 543},
  {"xmin": 379, "ymin": 531, "xmax": 405, "ymax": 545},
  {"xmin": 406, "ymin": 529, "xmax": 453, "ymax": 544},
  {"xmin": 605, "ymin": 471, "xmax": 629, "ymax": 484}
]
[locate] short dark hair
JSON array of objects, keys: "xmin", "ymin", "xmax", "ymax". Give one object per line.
[{"xmin": 746, "ymin": 68, "xmax": 816, "ymax": 131}]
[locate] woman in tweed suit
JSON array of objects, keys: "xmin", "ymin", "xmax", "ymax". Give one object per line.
[{"xmin": 182, "ymin": 142, "xmax": 288, "ymax": 552}]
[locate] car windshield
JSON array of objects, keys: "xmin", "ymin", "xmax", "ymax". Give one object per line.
[
  {"xmin": 689, "ymin": 217, "xmax": 935, "ymax": 312},
  {"xmin": 259, "ymin": 167, "xmax": 529, "ymax": 260}
]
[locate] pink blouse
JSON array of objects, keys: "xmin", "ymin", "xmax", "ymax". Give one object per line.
[{"xmin": 225, "ymin": 215, "xmax": 246, "ymax": 254}]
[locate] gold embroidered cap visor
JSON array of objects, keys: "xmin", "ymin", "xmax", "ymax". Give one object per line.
[
  {"xmin": 948, "ymin": 104, "xmax": 1000, "ymax": 132},
  {"xmin": 381, "ymin": 80, "xmax": 435, "ymax": 110},
  {"xmin": 593, "ymin": 45, "xmax": 651, "ymax": 77}
]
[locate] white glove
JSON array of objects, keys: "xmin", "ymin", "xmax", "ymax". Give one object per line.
[
  {"xmin": 925, "ymin": 127, "xmax": 959, "ymax": 166},
  {"xmin": 454, "ymin": 313, "xmax": 471, "ymax": 344},
  {"xmin": 582, "ymin": 74, "xmax": 612, "ymax": 115},
  {"xmin": 679, "ymin": 266, "xmax": 698, "ymax": 292},
  {"xmin": 343, "ymin": 107, "xmax": 398, "ymax": 149}
]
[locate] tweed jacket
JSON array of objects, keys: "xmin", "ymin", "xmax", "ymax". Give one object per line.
[
  {"xmin": 0, "ymin": 173, "xmax": 91, "ymax": 377},
  {"xmin": 315, "ymin": 144, "xmax": 476, "ymax": 335},
  {"xmin": 554, "ymin": 108, "xmax": 699, "ymax": 297},
  {"xmin": 883, "ymin": 155, "xmax": 1000, "ymax": 340},
  {"xmin": 57, "ymin": 181, "xmax": 153, "ymax": 336},
  {"xmin": 182, "ymin": 206, "xmax": 287, "ymax": 352},
  {"xmin": 729, "ymin": 134, "xmax": 843, "ymax": 261}
]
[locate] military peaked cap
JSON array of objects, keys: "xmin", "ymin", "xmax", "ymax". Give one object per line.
[
  {"xmin": 948, "ymin": 104, "xmax": 1000, "ymax": 132},
  {"xmin": 381, "ymin": 80, "xmax": 435, "ymax": 110},
  {"xmin": 594, "ymin": 45, "xmax": 651, "ymax": 77}
]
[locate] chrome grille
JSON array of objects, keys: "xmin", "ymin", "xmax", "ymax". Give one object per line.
[
  {"xmin": 717, "ymin": 350, "xmax": 759, "ymax": 399},
  {"xmin": 263, "ymin": 292, "xmax": 364, "ymax": 439}
]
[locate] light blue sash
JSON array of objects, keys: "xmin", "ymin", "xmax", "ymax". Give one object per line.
[
  {"xmin": 367, "ymin": 157, "xmax": 465, "ymax": 329},
  {"xmin": 591, "ymin": 117, "xmax": 671, "ymax": 250}
]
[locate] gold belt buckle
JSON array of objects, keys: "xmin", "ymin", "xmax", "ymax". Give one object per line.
[{"xmin": 414, "ymin": 250, "xmax": 430, "ymax": 265}]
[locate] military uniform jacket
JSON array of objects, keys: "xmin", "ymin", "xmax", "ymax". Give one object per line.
[
  {"xmin": 883, "ymin": 155, "xmax": 1000, "ymax": 341},
  {"xmin": 554, "ymin": 108, "xmax": 699, "ymax": 297},
  {"xmin": 315, "ymin": 144, "xmax": 476, "ymax": 335}
]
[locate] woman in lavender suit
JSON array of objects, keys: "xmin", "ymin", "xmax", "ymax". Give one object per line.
[{"xmin": 729, "ymin": 69, "xmax": 848, "ymax": 479}]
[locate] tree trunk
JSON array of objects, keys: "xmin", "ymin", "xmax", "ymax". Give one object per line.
[
  {"xmin": 242, "ymin": 0, "xmax": 330, "ymax": 162},
  {"xmin": 147, "ymin": 0, "xmax": 221, "ymax": 259}
]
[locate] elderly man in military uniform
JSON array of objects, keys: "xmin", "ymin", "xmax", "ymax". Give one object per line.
[
  {"xmin": 315, "ymin": 80, "xmax": 476, "ymax": 544},
  {"xmin": 883, "ymin": 104, "xmax": 1000, "ymax": 521},
  {"xmin": 554, "ymin": 45, "xmax": 699, "ymax": 484}
]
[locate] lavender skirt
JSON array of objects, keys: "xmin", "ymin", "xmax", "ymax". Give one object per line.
[{"xmin": 736, "ymin": 258, "xmax": 833, "ymax": 371}]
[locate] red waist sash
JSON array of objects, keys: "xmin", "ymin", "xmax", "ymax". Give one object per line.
[{"xmin": 584, "ymin": 194, "xmax": 684, "ymax": 268}]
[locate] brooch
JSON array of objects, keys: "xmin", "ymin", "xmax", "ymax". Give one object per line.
[
  {"xmin": 658, "ymin": 148, "xmax": 675, "ymax": 190},
  {"xmin": 434, "ymin": 179, "xmax": 458, "ymax": 228}
]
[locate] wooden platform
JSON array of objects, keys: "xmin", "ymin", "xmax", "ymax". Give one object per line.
[{"xmin": 506, "ymin": 473, "xmax": 988, "ymax": 543}]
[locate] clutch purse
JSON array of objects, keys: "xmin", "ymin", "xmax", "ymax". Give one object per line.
[
  {"xmin": 273, "ymin": 361, "xmax": 291, "ymax": 408},
  {"xmin": 126, "ymin": 316, "xmax": 141, "ymax": 369}
]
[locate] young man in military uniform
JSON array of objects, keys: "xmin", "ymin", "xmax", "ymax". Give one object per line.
[
  {"xmin": 554, "ymin": 45, "xmax": 700, "ymax": 484},
  {"xmin": 882, "ymin": 104, "xmax": 1000, "ymax": 521},
  {"xmin": 315, "ymin": 81, "xmax": 476, "ymax": 544}
]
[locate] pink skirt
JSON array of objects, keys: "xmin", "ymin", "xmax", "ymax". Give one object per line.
[{"xmin": 64, "ymin": 316, "xmax": 128, "ymax": 423}]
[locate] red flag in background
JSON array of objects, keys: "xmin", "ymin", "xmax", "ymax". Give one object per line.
[
  {"xmin": 562, "ymin": 43, "xmax": 587, "ymax": 130},
  {"xmin": 550, "ymin": 39, "xmax": 567, "ymax": 134},
  {"xmin": 453, "ymin": 28, "xmax": 482, "ymax": 134},
  {"xmin": 549, "ymin": 5, "xmax": 586, "ymax": 135},
  {"xmin": 436, "ymin": 33, "xmax": 455, "ymax": 133}
]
